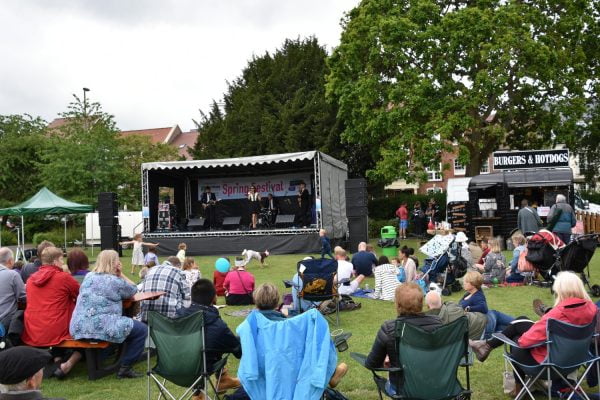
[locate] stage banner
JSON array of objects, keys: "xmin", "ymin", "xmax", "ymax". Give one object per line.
[{"xmin": 198, "ymin": 173, "xmax": 312, "ymax": 201}]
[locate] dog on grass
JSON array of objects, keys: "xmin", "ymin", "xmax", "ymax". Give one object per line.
[{"xmin": 242, "ymin": 249, "xmax": 270, "ymax": 267}]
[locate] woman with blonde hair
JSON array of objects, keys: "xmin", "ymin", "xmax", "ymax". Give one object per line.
[
  {"xmin": 70, "ymin": 250, "xmax": 148, "ymax": 379},
  {"xmin": 470, "ymin": 271, "xmax": 596, "ymax": 395},
  {"xmin": 475, "ymin": 238, "xmax": 506, "ymax": 284}
]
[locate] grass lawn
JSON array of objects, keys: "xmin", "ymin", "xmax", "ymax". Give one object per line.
[{"xmin": 41, "ymin": 239, "xmax": 600, "ymax": 399}]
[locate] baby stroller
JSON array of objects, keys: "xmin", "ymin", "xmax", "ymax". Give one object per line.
[
  {"xmin": 551, "ymin": 233, "xmax": 600, "ymax": 296},
  {"xmin": 420, "ymin": 237, "xmax": 468, "ymax": 296}
]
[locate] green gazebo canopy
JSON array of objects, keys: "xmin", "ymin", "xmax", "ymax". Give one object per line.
[{"xmin": 0, "ymin": 187, "xmax": 93, "ymax": 216}]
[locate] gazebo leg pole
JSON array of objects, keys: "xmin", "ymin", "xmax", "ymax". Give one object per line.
[
  {"xmin": 64, "ymin": 217, "xmax": 67, "ymax": 251},
  {"xmin": 21, "ymin": 216, "xmax": 25, "ymax": 259}
]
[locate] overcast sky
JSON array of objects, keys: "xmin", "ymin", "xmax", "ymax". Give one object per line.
[{"xmin": 1, "ymin": 0, "xmax": 358, "ymax": 131}]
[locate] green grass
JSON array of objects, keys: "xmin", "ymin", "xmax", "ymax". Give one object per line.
[{"xmin": 42, "ymin": 240, "xmax": 600, "ymax": 399}]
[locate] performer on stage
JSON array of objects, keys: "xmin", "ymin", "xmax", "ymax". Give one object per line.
[
  {"xmin": 247, "ymin": 185, "xmax": 261, "ymax": 229},
  {"xmin": 200, "ymin": 186, "xmax": 217, "ymax": 229},
  {"xmin": 297, "ymin": 181, "xmax": 310, "ymax": 228},
  {"xmin": 263, "ymin": 193, "xmax": 279, "ymax": 225}
]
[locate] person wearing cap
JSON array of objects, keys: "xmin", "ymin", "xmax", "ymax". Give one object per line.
[
  {"xmin": 0, "ymin": 346, "xmax": 64, "ymax": 399},
  {"xmin": 223, "ymin": 258, "xmax": 255, "ymax": 306},
  {"xmin": 453, "ymin": 232, "xmax": 474, "ymax": 271}
]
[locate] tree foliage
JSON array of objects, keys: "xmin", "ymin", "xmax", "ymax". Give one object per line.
[
  {"xmin": 192, "ymin": 37, "xmax": 373, "ymax": 177},
  {"xmin": 118, "ymin": 134, "xmax": 181, "ymax": 208},
  {"xmin": 40, "ymin": 96, "xmax": 180, "ymax": 209},
  {"xmin": 326, "ymin": 0, "xmax": 600, "ymax": 182},
  {"xmin": 0, "ymin": 114, "xmax": 48, "ymax": 208}
]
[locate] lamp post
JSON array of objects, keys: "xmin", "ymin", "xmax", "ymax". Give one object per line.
[{"xmin": 82, "ymin": 87, "xmax": 90, "ymax": 117}]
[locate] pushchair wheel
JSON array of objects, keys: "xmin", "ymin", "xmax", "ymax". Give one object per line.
[
  {"xmin": 442, "ymin": 287, "xmax": 452, "ymax": 296},
  {"xmin": 591, "ymin": 285, "xmax": 600, "ymax": 297}
]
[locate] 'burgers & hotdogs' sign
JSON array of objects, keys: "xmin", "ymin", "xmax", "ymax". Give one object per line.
[{"xmin": 493, "ymin": 149, "xmax": 569, "ymax": 170}]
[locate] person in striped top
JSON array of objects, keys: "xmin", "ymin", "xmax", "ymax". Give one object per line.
[{"xmin": 372, "ymin": 256, "xmax": 401, "ymax": 301}]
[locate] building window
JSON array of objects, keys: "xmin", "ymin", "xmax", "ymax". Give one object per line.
[
  {"xmin": 480, "ymin": 160, "xmax": 489, "ymax": 174},
  {"xmin": 427, "ymin": 187, "xmax": 443, "ymax": 194},
  {"xmin": 426, "ymin": 164, "xmax": 442, "ymax": 182},
  {"xmin": 453, "ymin": 159, "xmax": 465, "ymax": 175}
]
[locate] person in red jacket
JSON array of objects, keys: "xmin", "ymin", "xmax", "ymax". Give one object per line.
[
  {"xmin": 21, "ymin": 246, "xmax": 82, "ymax": 379},
  {"xmin": 469, "ymin": 271, "xmax": 596, "ymax": 395}
]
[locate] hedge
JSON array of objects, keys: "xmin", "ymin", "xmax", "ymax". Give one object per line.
[
  {"xmin": 368, "ymin": 192, "xmax": 446, "ymax": 220},
  {"xmin": 0, "ymin": 229, "xmax": 18, "ymax": 246}
]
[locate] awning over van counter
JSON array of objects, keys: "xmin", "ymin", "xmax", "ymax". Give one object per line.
[{"xmin": 469, "ymin": 168, "xmax": 573, "ymax": 190}]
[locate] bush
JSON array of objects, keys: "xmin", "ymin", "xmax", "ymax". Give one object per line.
[
  {"xmin": 0, "ymin": 229, "xmax": 17, "ymax": 246},
  {"xmin": 581, "ymin": 190, "xmax": 600, "ymax": 205},
  {"xmin": 368, "ymin": 218, "xmax": 398, "ymax": 239},
  {"xmin": 33, "ymin": 231, "xmax": 66, "ymax": 247},
  {"xmin": 368, "ymin": 192, "xmax": 446, "ymax": 220}
]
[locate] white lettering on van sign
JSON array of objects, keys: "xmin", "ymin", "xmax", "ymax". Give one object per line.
[{"xmin": 492, "ymin": 150, "xmax": 569, "ymax": 170}]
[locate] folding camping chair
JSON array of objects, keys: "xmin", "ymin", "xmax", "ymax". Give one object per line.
[
  {"xmin": 146, "ymin": 311, "xmax": 229, "ymax": 400},
  {"xmin": 351, "ymin": 316, "xmax": 471, "ymax": 400},
  {"xmin": 493, "ymin": 317, "xmax": 600, "ymax": 400},
  {"xmin": 284, "ymin": 258, "xmax": 344, "ymax": 326}
]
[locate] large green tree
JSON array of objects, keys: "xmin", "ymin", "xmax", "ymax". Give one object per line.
[
  {"xmin": 0, "ymin": 114, "xmax": 48, "ymax": 208},
  {"xmin": 327, "ymin": 0, "xmax": 600, "ymax": 182},
  {"xmin": 192, "ymin": 37, "xmax": 373, "ymax": 177},
  {"xmin": 41, "ymin": 97, "xmax": 180, "ymax": 208}
]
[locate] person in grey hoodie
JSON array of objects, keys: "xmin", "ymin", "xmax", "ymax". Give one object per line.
[
  {"xmin": 547, "ymin": 194, "xmax": 576, "ymax": 244},
  {"xmin": 517, "ymin": 199, "xmax": 542, "ymax": 234}
]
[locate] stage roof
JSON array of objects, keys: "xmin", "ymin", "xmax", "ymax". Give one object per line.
[{"xmin": 142, "ymin": 151, "xmax": 347, "ymax": 172}]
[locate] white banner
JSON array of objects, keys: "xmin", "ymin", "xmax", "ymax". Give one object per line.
[{"xmin": 198, "ymin": 173, "xmax": 311, "ymax": 201}]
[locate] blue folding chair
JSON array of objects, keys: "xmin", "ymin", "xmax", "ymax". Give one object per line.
[
  {"xmin": 284, "ymin": 258, "xmax": 344, "ymax": 326},
  {"xmin": 493, "ymin": 317, "xmax": 600, "ymax": 400}
]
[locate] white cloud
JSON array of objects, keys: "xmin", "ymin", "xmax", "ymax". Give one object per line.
[{"xmin": 0, "ymin": 0, "xmax": 357, "ymax": 130}]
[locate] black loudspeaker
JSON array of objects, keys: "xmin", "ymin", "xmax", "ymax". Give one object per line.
[
  {"xmin": 345, "ymin": 178, "xmax": 369, "ymax": 219},
  {"xmin": 348, "ymin": 216, "xmax": 369, "ymax": 252},
  {"xmin": 100, "ymin": 225, "xmax": 120, "ymax": 252},
  {"xmin": 222, "ymin": 216, "xmax": 241, "ymax": 229},
  {"xmin": 275, "ymin": 214, "xmax": 295, "ymax": 226},
  {"xmin": 98, "ymin": 192, "xmax": 118, "ymax": 226},
  {"xmin": 345, "ymin": 178, "xmax": 367, "ymax": 189},
  {"xmin": 346, "ymin": 205, "xmax": 368, "ymax": 217}
]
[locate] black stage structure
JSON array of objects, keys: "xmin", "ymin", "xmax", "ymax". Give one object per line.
[{"xmin": 141, "ymin": 151, "xmax": 348, "ymax": 256}]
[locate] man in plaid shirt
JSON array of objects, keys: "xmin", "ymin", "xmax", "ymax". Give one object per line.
[{"xmin": 141, "ymin": 256, "xmax": 190, "ymax": 322}]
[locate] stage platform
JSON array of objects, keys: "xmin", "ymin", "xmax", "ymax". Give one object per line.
[{"xmin": 144, "ymin": 228, "xmax": 321, "ymax": 256}]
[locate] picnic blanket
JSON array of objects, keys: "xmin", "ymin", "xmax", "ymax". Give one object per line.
[{"xmin": 225, "ymin": 308, "xmax": 254, "ymax": 317}]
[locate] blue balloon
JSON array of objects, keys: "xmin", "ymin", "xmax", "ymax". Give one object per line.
[{"xmin": 215, "ymin": 257, "xmax": 230, "ymax": 273}]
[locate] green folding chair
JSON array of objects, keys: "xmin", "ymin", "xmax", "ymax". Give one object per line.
[
  {"xmin": 351, "ymin": 316, "xmax": 471, "ymax": 400},
  {"xmin": 147, "ymin": 311, "xmax": 227, "ymax": 400}
]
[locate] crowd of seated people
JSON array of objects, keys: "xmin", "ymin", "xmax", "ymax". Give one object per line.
[{"xmin": 2, "ymin": 234, "xmax": 599, "ymax": 400}]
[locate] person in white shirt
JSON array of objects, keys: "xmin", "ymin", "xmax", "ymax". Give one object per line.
[{"xmin": 334, "ymin": 247, "xmax": 365, "ymax": 295}]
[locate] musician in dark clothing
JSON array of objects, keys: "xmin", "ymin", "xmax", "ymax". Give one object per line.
[
  {"xmin": 263, "ymin": 194, "xmax": 278, "ymax": 225},
  {"xmin": 200, "ymin": 186, "xmax": 217, "ymax": 229},
  {"xmin": 296, "ymin": 182, "xmax": 310, "ymax": 227}
]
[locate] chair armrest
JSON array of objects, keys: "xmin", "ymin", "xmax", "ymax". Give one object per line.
[
  {"xmin": 283, "ymin": 280, "xmax": 295, "ymax": 288},
  {"xmin": 492, "ymin": 333, "xmax": 546, "ymax": 349},
  {"xmin": 350, "ymin": 352, "xmax": 402, "ymax": 373}
]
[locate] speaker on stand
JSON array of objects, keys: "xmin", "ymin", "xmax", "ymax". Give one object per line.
[
  {"xmin": 345, "ymin": 179, "xmax": 369, "ymax": 252},
  {"xmin": 98, "ymin": 192, "xmax": 122, "ymax": 256}
]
